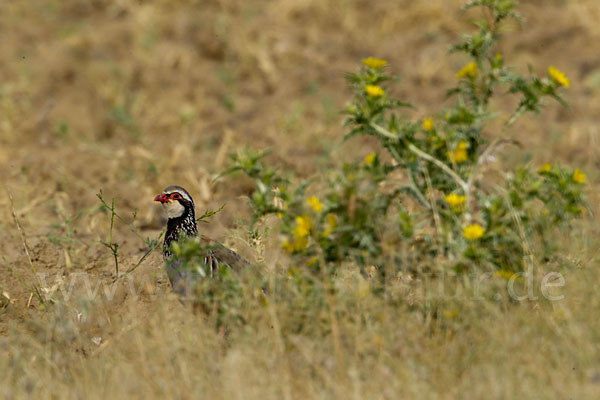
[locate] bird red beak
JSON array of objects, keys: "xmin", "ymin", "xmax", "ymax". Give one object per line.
[{"xmin": 154, "ymin": 193, "xmax": 169, "ymax": 203}]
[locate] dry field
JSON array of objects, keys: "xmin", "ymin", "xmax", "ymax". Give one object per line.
[{"xmin": 1, "ymin": 0, "xmax": 599, "ymax": 398}]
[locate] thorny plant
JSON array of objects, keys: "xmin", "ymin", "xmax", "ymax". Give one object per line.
[{"xmin": 225, "ymin": 0, "xmax": 586, "ymax": 286}]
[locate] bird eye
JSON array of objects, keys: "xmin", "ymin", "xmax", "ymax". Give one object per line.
[{"xmin": 170, "ymin": 193, "xmax": 181, "ymax": 200}]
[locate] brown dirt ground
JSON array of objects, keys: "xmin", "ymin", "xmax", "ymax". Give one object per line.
[{"xmin": 1, "ymin": 0, "xmax": 599, "ymax": 338}]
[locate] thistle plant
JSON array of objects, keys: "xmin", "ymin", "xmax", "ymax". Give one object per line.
[
  {"xmin": 340, "ymin": 0, "xmax": 584, "ymax": 275},
  {"xmin": 226, "ymin": 0, "xmax": 586, "ymax": 282}
]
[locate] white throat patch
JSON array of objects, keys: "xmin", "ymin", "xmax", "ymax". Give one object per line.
[{"xmin": 162, "ymin": 200, "xmax": 185, "ymax": 219}]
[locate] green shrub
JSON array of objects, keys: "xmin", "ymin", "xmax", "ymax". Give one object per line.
[{"xmin": 224, "ymin": 0, "xmax": 585, "ymax": 282}]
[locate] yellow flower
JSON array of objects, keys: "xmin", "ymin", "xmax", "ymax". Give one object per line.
[
  {"xmin": 362, "ymin": 57, "xmax": 387, "ymax": 69},
  {"xmin": 444, "ymin": 193, "xmax": 466, "ymax": 209},
  {"xmin": 282, "ymin": 216, "xmax": 313, "ymax": 253},
  {"xmin": 547, "ymin": 66, "xmax": 570, "ymax": 88},
  {"xmin": 537, "ymin": 163, "xmax": 552, "ymax": 173},
  {"xmin": 293, "ymin": 215, "xmax": 312, "ymax": 238},
  {"xmin": 365, "ymin": 84, "xmax": 384, "ymax": 97},
  {"xmin": 322, "ymin": 214, "xmax": 337, "ymax": 237},
  {"xmin": 447, "ymin": 141, "xmax": 468, "ymax": 164},
  {"xmin": 572, "ymin": 168, "xmax": 586, "ymax": 184},
  {"xmin": 455, "ymin": 62, "xmax": 477, "ymax": 78},
  {"xmin": 281, "ymin": 238, "xmax": 294, "ymax": 253},
  {"xmin": 294, "ymin": 236, "xmax": 308, "ymax": 252},
  {"xmin": 494, "ymin": 269, "xmax": 522, "ymax": 282},
  {"xmin": 281, "ymin": 236, "xmax": 308, "ymax": 253},
  {"xmin": 443, "ymin": 308, "xmax": 458, "ymax": 319},
  {"xmin": 306, "ymin": 196, "xmax": 323, "ymax": 212},
  {"xmin": 422, "ymin": 117, "xmax": 434, "ymax": 131},
  {"xmin": 363, "ymin": 153, "xmax": 376, "ymax": 166},
  {"xmin": 463, "ymin": 224, "xmax": 484, "ymax": 240}
]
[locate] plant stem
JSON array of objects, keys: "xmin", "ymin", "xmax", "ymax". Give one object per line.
[{"xmin": 369, "ymin": 123, "xmax": 469, "ymax": 191}]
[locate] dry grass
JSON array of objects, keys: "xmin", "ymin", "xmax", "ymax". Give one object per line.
[{"xmin": 1, "ymin": 0, "xmax": 600, "ymax": 398}]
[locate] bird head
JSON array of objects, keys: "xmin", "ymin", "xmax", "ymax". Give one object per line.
[{"xmin": 154, "ymin": 186, "xmax": 195, "ymax": 219}]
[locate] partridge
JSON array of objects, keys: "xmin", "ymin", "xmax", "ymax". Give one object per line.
[{"xmin": 154, "ymin": 185, "xmax": 247, "ymax": 295}]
